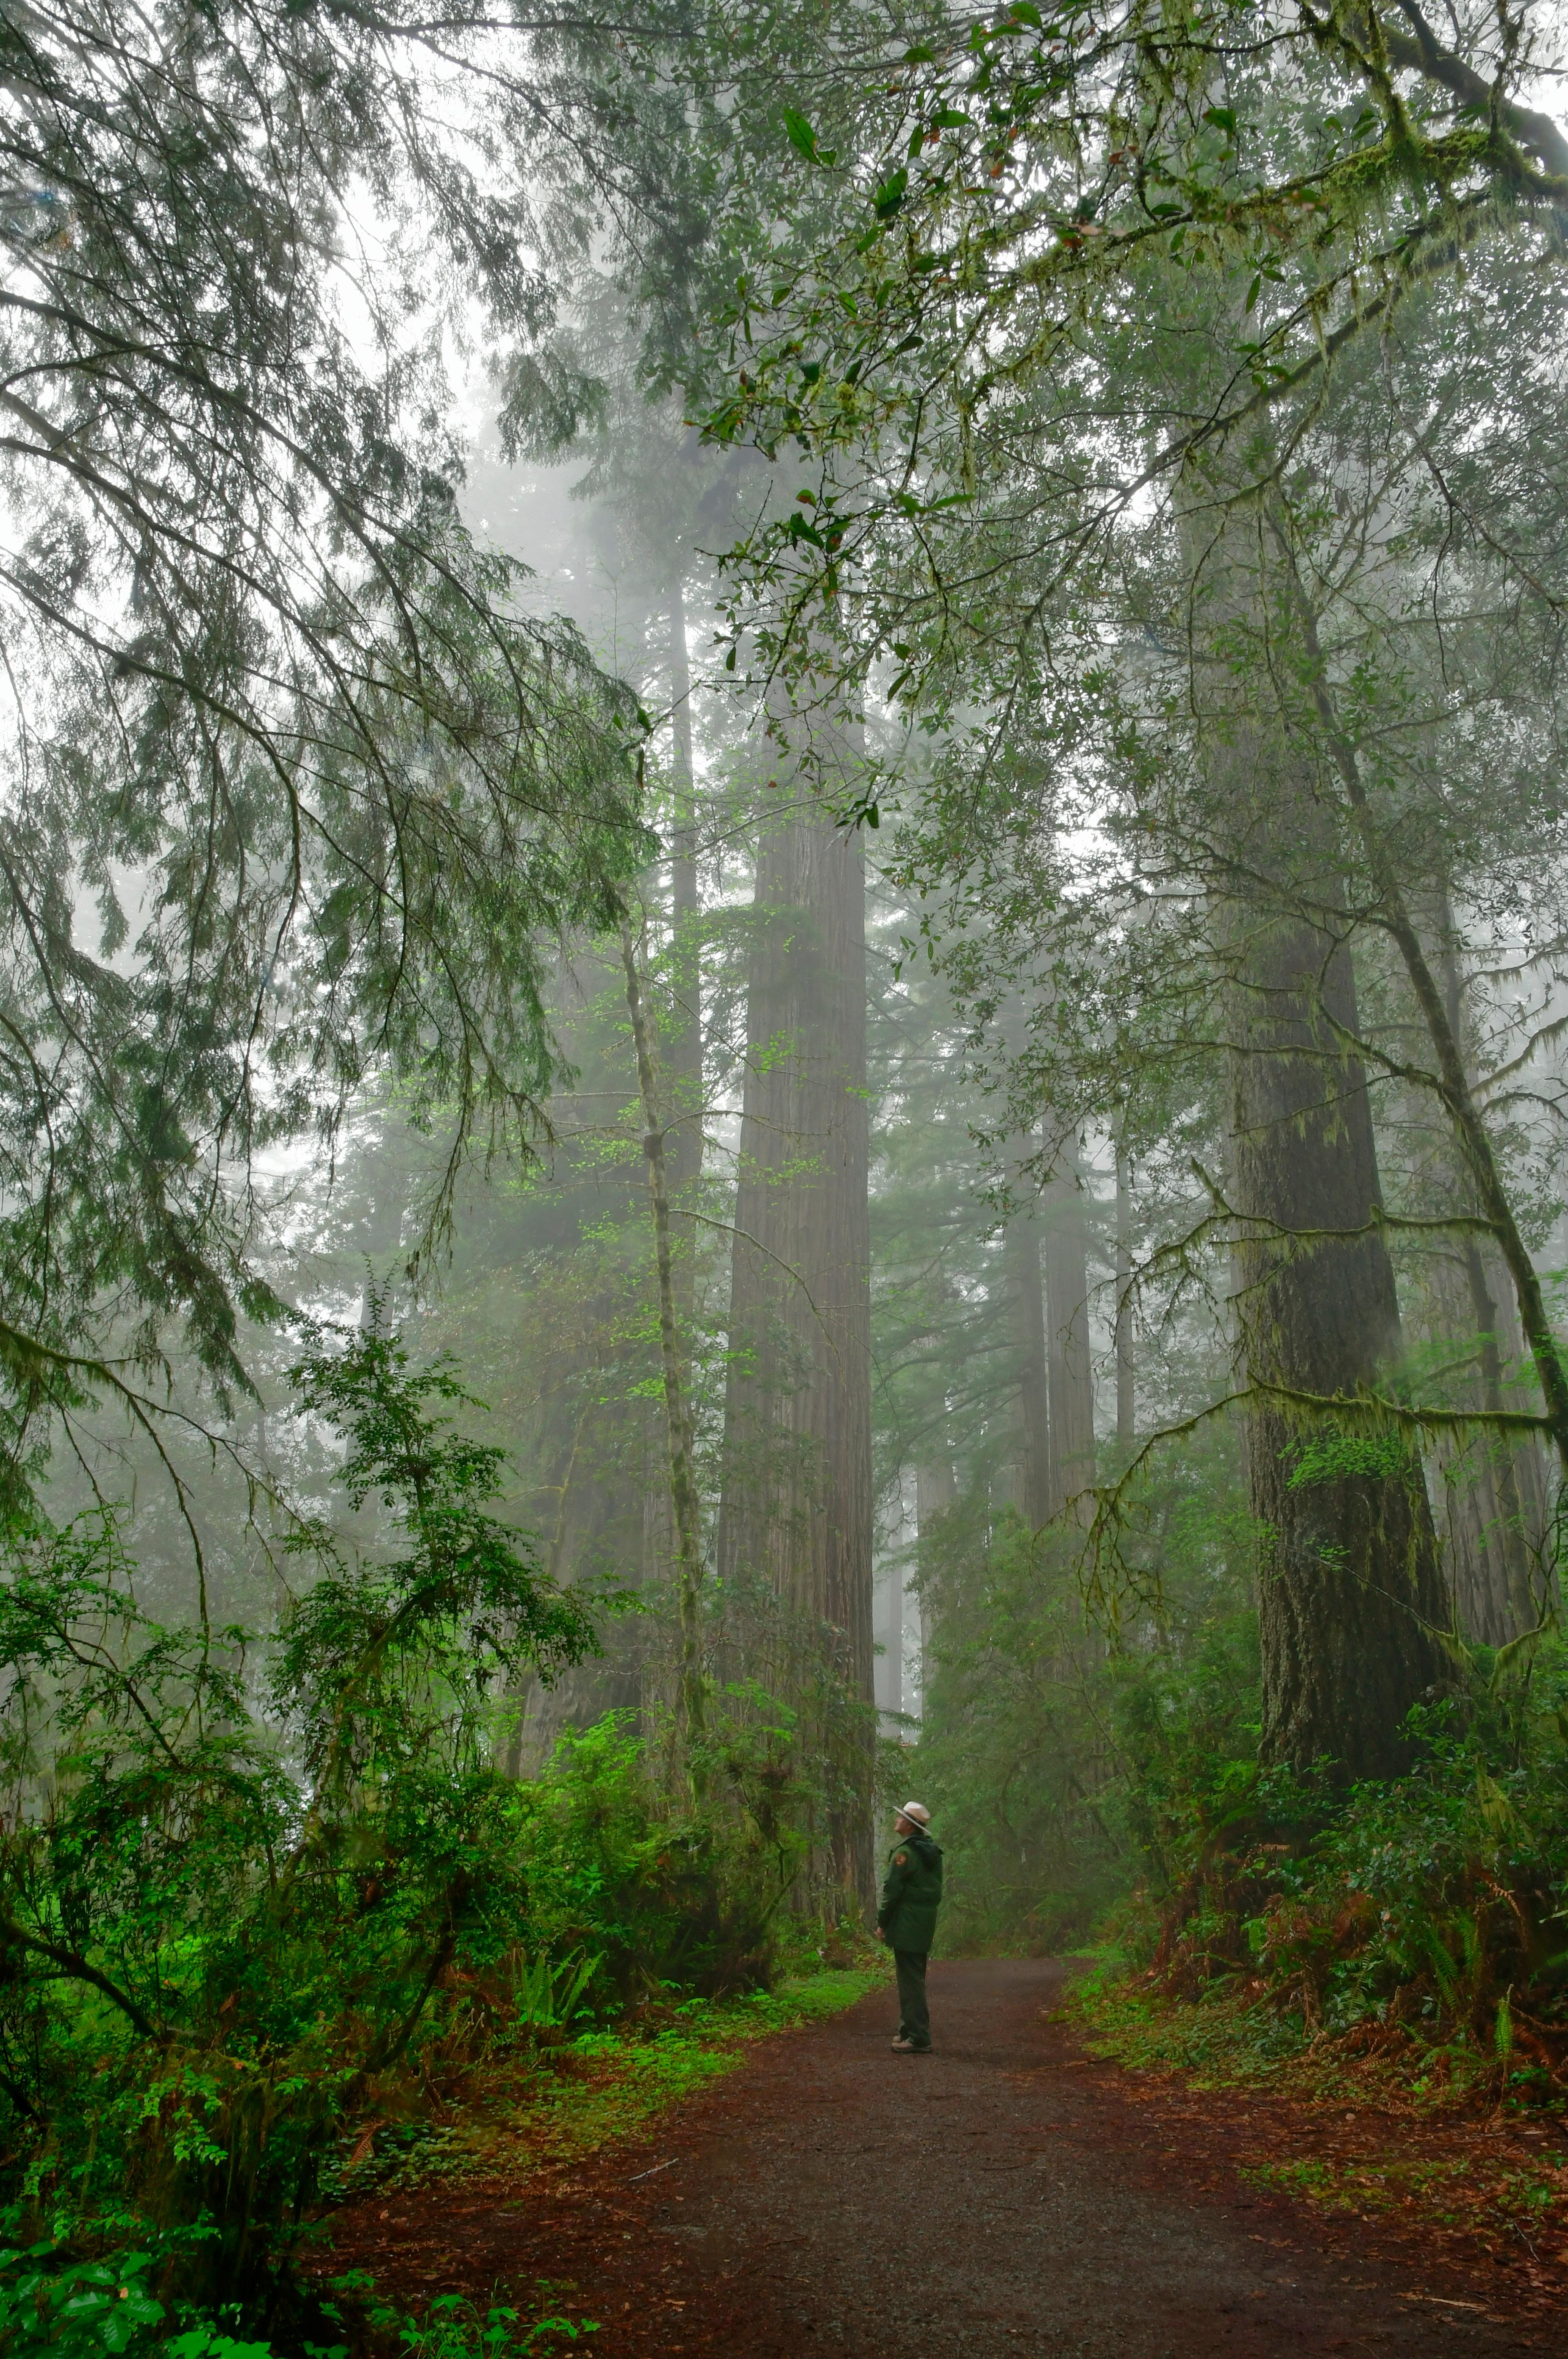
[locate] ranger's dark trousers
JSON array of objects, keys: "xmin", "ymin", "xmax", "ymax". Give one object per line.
[{"xmin": 894, "ymin": 1948, "xmax": 931, "ymax": 2048}]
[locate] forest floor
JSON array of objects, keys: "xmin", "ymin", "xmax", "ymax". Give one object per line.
[{"xmin": 316, "ymin": 1958, "xmax": 1566, "ymax": 2356}]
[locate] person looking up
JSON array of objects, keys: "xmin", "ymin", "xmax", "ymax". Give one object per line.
[{"xmin": 877, "ymin": 1801, "xmax": 943, "ymax": 2054}]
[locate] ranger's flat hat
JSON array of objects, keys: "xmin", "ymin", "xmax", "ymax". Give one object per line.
[{"xmin": 896, "ymin": 1801, "xmax": 931, "ymax": 1826}]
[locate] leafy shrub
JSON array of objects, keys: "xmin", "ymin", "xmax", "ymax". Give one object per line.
[
  {"xmin": 0, "ymin": 1327, "xmax": 602, "ymax": 2319},
  {"xmin": 519, "ymin": 1688, "xmax": 813, "ymax": 2003},
  {"xmin": 1116, "ymin": 1632, "xmax": 1568, "ymax": 2104},
  {"xmin": 0, "ymin": 1320, "xmax": 834, "ymax": 2335},
  {"xmin": 0, "ymin": 2218, "xmax": 278, "ymax": 2359},
  {"xmin": 0, "ymin": 2236, "xmax": 169, "ymax": 2359}
]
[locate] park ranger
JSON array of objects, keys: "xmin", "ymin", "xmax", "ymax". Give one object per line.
[{"xmin": 877, "ymin": 1800, "xmax": 943, "ymax": 2054}]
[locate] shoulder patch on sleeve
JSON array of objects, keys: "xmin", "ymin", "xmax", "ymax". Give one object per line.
[{"xmin": 894, "ymin": 1850, "xmax": 907, "ymax": 1866}]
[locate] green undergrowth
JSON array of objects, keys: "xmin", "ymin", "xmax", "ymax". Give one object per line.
[
  {"xmin": 1061, "ymin": 1944, "xmax": 1439, "ymax": 2112},
  {"xmin": 1061, "ymin": 1954, "xmax": 1568, "ymax": 2246},
  {"xmin": 0, "ymin": 1328, "xmax": 891, "ymax": 2352},
  {"xmin": 1064, "ymin": 1925, "xmax": 1566, "ymax": 2120},
  {"xmin": 331, "ymin": 1963, "xmax": 889, "ymax": 2200},
  {"xmin": 1055, "ymin": 1627, "xmax": 1568, "ymax": 2127},
  {"xmin": 1236, "ymin": 2151, "xmax": 1564, "ymax": 2229},
  {"xmin": 0, "ymin": 2239, "xmax": 599, "ymax": 2359},
  {"xmin": 319, "ymin": 2276, "xmax": 601, "ymax": 2359},
  {"xmin": 1063, "ymin": 1950, "xmax": 1315, "ymax": 2091}
]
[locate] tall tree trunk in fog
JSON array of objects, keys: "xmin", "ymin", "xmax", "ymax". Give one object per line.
[
  {"xmin": 1115, "ymin": 1143, "xmax": 1134, "ymax": 1447},
  {"xmin": 1044, "ymin": 1148, "xmax": 1095, "ymax": 1517},
  {"xmin": 875, "ymin": 1554, "xmax": 903, "ymax": 1720},
  {"xmin": 665, "ymin": 570, "xmax": 702, "ymax": 1249},
  {"xmin": 501, "ymin": 948, "xmax": 652, "ymax": 1773},
  {"xmin": 623, "ymin": 933, "xmax": 707, "ymax": 1766},
  {"xmin": 1007, "ymin": 1207, "xmax": 1053, "ymax": 1526},
  {"xmin": 1182, "ymin": 456, "xmax": 1449, "ymax": 1781},
  {"xmin": 1432, "ymin": 915, "xmax": 1540, "ymax": 1640},
  {"xmin": 717, "ymin": 798, "xmax": 874, "ymax": 1896},
  {"xmin": 1280, "ymin": 553, "xmax": 1568, "ymax": 1495},
  {"xmin": 1228, "ymin": 912, "xmax": 1449, "ymax": 1776},
  {"xmin": 1424, "ymin": 1223, "xmax": 1528, "ymax": 1649},
  {"xmin": 1454, "ymin": 1237, "xmax": 1538, "ymax": 1637},
  {"xmin": 913, "ymin": 1453, "xmax": 955, "ymax": 1702},
  {"xmin": 1489, "ymin": 1266, "xmax": 1551, "ymax": 1594}
]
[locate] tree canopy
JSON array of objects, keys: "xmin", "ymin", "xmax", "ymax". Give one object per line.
[{"xmin": 0, "ymin": 0, "xmax": 660, "ymax": 1497}]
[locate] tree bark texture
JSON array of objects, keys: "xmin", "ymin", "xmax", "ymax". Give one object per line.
[
  {"xmin": 913, "ymin": 1454, "xmax": 956, "ymax": 1709},
  {"xmin": 716, "ymin": 801, "xmax": 874, "ymax": 1896},
  {"xmin": 1007, "ymin": 1208, "xmax": 1054, "ymax": 1526},
  {"xmin": 1182, "ymin": 459, "xmax": 1450, "ymax": 1781},
  {"xmin": 1410, "ymin": 928, "xmax": 1547, "ymax": 1643},
  {"xmin": 664, "ymin": 571, "xmax": 703, "ymax": 1229},
  {"xmin": 1044, "ymin": 1149, "xmax": 1096, "ymax": 1519},
  {"xmin": 1421, "ymin": 1233, "xmax": 1533, "ymax": 1648},
  {"xmin": 1229, "ymin": 914, "xmax": 1451, "ymax": 1776},
  {"xmin": 1115, "ymin": 1144, "xmax": 1135, "ymax": 1447},
  {"xmin": 1439, "ymin": 925, "xmax": 1545, "ymax": 1636},
  {"xmin": 623, "ymin": 933, "xmax": 707, "ymax": 1767}
]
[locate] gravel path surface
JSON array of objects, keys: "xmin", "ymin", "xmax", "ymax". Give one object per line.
[{"xmin": 332, "ymin": 1958, "xmax": 1549, "ymax": 2355}]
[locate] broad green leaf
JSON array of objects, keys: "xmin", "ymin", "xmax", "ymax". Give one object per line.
[{"xmin": 783, "ymin": 109, "xmax": 819, "ymax": 166}]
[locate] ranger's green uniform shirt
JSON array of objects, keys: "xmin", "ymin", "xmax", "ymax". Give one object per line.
[{"xmin": 877, "ymin": 1829, "xmax": 943, "ymax": 1952}]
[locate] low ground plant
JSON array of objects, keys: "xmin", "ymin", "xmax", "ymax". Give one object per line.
[
  {"xmin": 0, "ymin": 2217, "xmax": 281, "ymax": 2359},
  {"xmin": 331, "ymin": 1963, "xmax": 888, "ymax": 2200},
  {"xmin": 320, "ymin": 2277, "xmax": 598, "ymax": 2359}
]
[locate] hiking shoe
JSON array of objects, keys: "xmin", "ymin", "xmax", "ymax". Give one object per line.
[{"xmin": 890, "ymin": 2037, "xmax": 929, "ymax": 2053}]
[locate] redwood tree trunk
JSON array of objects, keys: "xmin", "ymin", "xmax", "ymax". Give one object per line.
[
  {"xmin": 665, "ymin": 570, "xmax": 702, "ymax": 1229},
  {"xmin": 717, "ymin": 800, "xmax": 874, "ymax": 1897},
  {"xmin": 1007, "ymin": 1208, "xmax": 1053, "ymax": 1526},
  {"xmin": 913, "ymin": 1454, "xmax": 955, "ymax": 1713},
  {"xmin": 1044, "ymin": 1149, "xmax": 1095, "ymax": 1518},
  {"xmin": 1230, "ymin": 913, "xmax": 1451, "ymax": 1777},
  {"xmin": 1181, "ymin": 452, "xmax": 1450, "ymax": 1782},
  {"xmin": 1435, "ymin": 921, "xmax": 1541, "ymax": 1640},
  {"xmin": 1115, "ymin": 1143, "xmax": 1134, "ymax": 1447}
]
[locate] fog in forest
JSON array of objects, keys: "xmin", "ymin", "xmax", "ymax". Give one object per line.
[{"xmin": 4, "ymin": 3, "xmax": 1568, "ymax": 2345}]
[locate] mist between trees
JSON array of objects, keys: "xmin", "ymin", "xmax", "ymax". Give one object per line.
[{"xmin": 5, "ymin": 0, "xmax": 1568, "ymax": 2341}]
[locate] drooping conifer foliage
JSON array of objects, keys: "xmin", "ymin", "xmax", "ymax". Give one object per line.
[{"xmin": 0, "ymin": 0, "xmax": 654, "ymax": 1491}]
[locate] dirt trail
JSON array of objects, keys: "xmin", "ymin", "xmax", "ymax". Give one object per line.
[{"xmin": 329, "ymin": 1959, "xmax": 1554, "ymax": 2355}]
